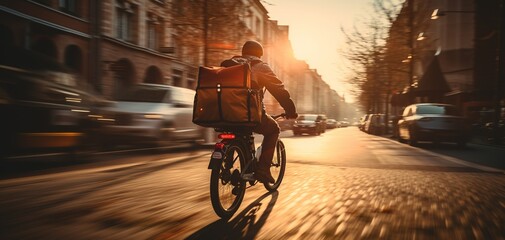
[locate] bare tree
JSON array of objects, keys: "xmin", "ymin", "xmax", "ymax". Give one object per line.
[
  {"xmin": 170, "ymin": 0, "xmax": 254, "ymax": 66},
  {"xmin": 340, "ymin": 14, "xmax": 390, "ymax": 113},
  {"xmin": 341, "ymin": 0, "xmax": 445, "ymax": 135}
]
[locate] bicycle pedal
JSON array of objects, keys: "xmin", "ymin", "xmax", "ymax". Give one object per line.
[{"xmin": 242, "ymin": 173, "xmax": 255, "ymax": 181}]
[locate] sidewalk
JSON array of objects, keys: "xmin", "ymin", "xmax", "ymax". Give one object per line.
[
  {"xmin": 382, "ymin": 131, "xmax": 505, "ymax": 149},
  {"xmin": 380, "ymin": 131, "xmax": 505, "ymax": 171}
]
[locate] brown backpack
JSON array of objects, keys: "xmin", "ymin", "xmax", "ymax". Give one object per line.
[{"xmin": 192, "ymin": 62, "xmax": 263, "ymax": 128}]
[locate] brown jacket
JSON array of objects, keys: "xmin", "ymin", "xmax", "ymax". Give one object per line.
[{"xmin": 220, "ymin": 55, "xmax": 297, "ymax": 115}]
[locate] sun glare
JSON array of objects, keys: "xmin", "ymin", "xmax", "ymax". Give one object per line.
[{"xmin": 267, "ymin": 0, "xmax": 372, "ymax": 103}]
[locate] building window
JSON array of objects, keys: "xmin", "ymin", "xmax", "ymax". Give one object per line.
[
  {"xmin": 173, "ymin": 0, "xmax": 184, "ymax": 16},
  {"xmin": 187, "ymin": 73, "xmax": 196, "ymax": 89},
  {"xmin": 59, "ymin": 0, "xmax": 78, "ymax": 16},
  {"xmin": 147, "ymin": 24, "xmax": 157, "ymax": 49},
  {"xmin": 174, "ymin": 36, "xmax": 183, "ymax": 59},
  {"xmin": 115, "ymin": 0, "xmax": 135, "ymax": 42},
  {"xmin": 172, "ymin": 69, "xmax": 183, "ymax": 87},
  {"xmin": 64, "ymin": 45, "xmax": 83, "ymax": 74},
  {"xmin": 32, "ymin": 0, "xmax": 50, "ymax": 6},
  {"xmin": 144, "ymin": 66, "xmax": 163, "ymax": 84},
  {"xmin": 147, "ymin": 14, "xmax": 161, "ymax": 50},
  {"xmin": 255, "ymin": 17, "xmax": 261, "ymax": 37}
]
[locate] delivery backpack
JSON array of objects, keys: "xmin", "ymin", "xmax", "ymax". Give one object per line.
[{"xmin": 192, "ymin": 60, "xmax": 263, "ymax": 128}]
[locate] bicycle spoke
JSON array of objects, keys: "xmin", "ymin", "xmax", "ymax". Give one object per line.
[
  {"xmin": 210, "ymin": 143, "xmax": 246, "ymax": 219},
  {"xmin": 232, "ymin": 153, "xmax": 240, "ymax": 165}
]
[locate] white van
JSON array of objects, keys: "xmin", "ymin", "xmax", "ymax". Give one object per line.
[{"xmin": 101, "ymin": 84, "xmax": 203, "ymax": 147}]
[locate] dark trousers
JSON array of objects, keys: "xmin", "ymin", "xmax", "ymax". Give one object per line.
[{"xmin": 253, "ymin": 113, "xmax": 280, "ymax": 170}]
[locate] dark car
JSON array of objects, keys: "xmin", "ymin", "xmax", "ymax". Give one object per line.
[
  {"xmin": 363, "ymin": 114, "xmax": 386, "ymax": 135},
  {"xmin": 397, "ymin": 103, "xmax": 469, "ymax": 147},
  {"xmin": 0, "ymin": 65, "xmax": 107, "ymax": 157},
  {"xmin": 317, "ymin": 114, "xmax": 328, "ymax": 132},
  {"xmin": 359, "ymin": 114, "xmax": 370, "ymax": 131},
  {"xmin": 277, "ymin": 118, "xmax": 294, "ymax": 131},
  {"xmin": 326, "ymin": 119, "xmax": 338, "ymax": 129},
  {"xmin": 292, "ymin": 114, "xmax": 324, "ymax": 136}
]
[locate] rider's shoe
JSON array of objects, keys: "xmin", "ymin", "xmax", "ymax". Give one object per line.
[{"xmin": 254, "ymin": 170, "xmax": 275, "ymax": 184}]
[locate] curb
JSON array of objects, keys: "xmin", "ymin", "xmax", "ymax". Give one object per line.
[
  {"xmin": 378, "ymin": 134, "xmax": 505, "ymax": 174},
  {"xmin": 0, "ymin": 152, "xmax": 210, "ymax": 185}
]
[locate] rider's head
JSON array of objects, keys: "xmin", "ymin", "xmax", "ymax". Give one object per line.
[{"xmin": 242, "ymin": 40, "xmax": 263, "ymax": 58}]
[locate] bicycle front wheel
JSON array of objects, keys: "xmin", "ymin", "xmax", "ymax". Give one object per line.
[
  {"xmin": 210, "ymin": 141, "xmax": 246, "ymax": 219},
  {"xmin": 263, "ymin": 139, "xmax": 286, "ymax": 192}
]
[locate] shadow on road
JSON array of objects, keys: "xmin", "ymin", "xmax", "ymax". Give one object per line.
[{"xmin": 186, "ymin": 191, "xmax": 279, "ymax": 240}]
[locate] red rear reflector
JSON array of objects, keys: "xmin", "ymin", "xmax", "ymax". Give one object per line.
[
  {"xmin": 215, "ymin": 142, "xmax": 225, "ymax": 150},
  {"xmin": 218, "ymin": 133, "xmax": 235, "ymax": 139}
]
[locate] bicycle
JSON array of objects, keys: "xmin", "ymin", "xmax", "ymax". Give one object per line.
[{"xmin": 208, "ymin": 113, "xmax": 287, "ymax": 219}]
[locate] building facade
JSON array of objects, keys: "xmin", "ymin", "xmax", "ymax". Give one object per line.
[
  {"xmin": 0, "ymin": 0, "xmax": 95, "ymax": 84},
  {"xmin": 1, "ymin": 0, "xmax": 343, "ymax": 118},
  {"xmin": 388, "ymin": 0, "xmax": 504, "ymax": 126}
]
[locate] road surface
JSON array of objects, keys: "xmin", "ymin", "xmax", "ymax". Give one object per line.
[{"xmin": 1, "ymin": 127, "xmax": 504, "ymax": 239}]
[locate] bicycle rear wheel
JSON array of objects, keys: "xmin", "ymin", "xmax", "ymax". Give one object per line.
[
  {"xmin": 210, "ymin": 141, "xmax": 246, "ymax": 219},
  {"xmin": 263, "ymin": 140, "xmax": 286, "ymax": 191}
]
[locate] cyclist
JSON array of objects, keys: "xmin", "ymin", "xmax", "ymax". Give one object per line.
[{"xmin": 221, "ymin": 40, "xmax": 298, "ymax": 183}]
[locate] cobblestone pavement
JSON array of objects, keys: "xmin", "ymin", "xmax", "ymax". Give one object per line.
[{"xmin": 0, "ymin": 128, "xmax": 504, "ymax": 240}]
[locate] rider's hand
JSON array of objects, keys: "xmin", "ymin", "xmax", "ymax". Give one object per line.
[{"xmin": 285, "ymin": 112, "xmax": 298, "ymax": 119}]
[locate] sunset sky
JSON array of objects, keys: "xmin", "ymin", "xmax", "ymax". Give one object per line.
[{"xmin": 266, "ymin": 0, "xmax": 375, "ymax": 103}]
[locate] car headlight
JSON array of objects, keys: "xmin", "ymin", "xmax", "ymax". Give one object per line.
[{"xmin": 144, "ymin": 114, "xmax": 163, "ymax": 119}]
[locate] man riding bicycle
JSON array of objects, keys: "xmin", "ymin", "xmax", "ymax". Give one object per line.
[{"xmin": 221, "ymin": 40, "xmax": 298, "ymax": 183}]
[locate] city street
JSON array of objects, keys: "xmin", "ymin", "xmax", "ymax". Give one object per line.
[{"xmin": 1, "ymin": 127, "xmax": 504, "ymax": 239}]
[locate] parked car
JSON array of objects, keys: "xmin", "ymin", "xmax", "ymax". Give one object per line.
[
  {"xmin": 100, "ymin": 84, "xmax": 203, "ymax": 147},
  {"xmin": 358, "ymin": 114, "xmax": 370, "ymax": 131},
  {"xmin": 0, "ymin": 64, "xmax": 107, "ymax": 157},
  {"xmin": 277, "ymin": 118, "xmax": 294, "ymax": 131},
  {"xmin": 317, "ymin": 114, "xmax": 328, "ymax": 132},
  {"xmin": 326, "ymin": 119, "xmax": 338, "ymax": 129},
  {"xmin": 339, "ymin": 120, "xmax": 350, "ymax": 127},
  {"xmin": 363, "ymin": 114, "xmax": 386, "ymax": 135},
  {"xmin": 397, "ymin": 103, "xmax": 469, "ymax": 147},
  {"xmin": 292, "ymin": 114, "xmax": 325, "ymax": 136}
]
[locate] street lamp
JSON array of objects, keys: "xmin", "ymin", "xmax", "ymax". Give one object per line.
[
  {"xmin": 431, "ymin": 9, "xmax": 474, "ymax": 20},
  {"xmin": 416, "ymin": 32, "xmax": 426, "ymax": 41},
  {"xmin": 401, "ymin": 54, "xmax": 412, "ymax": 63}
]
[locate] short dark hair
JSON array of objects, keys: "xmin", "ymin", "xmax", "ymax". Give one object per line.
[{"xmin": 242, "ymin": 40, "xmax": 263, "ymax": 57}]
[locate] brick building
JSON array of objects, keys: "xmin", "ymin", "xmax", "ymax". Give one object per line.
[
  {"xmin": 1, "ymin": 0, "xmax": 343, "ymax": 117},
  {"xmin": 0, "ymin": 0, "xmax": 95, "ymax": 84}
]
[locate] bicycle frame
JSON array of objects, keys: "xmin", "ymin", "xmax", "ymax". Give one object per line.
[
  {"xmin": 208, "ymin": 130, "xmax": 257, "ymax": 176},
  {"xmin": 208, "ymin": 113, "xmax": 286, "ymax": 176},
  {"xmin": 208, "ymin": 113, "xmax": 286, "ymax": 219}
]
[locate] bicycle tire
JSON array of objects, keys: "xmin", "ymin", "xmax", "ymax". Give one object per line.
[
  {"xmin": 209, "ymin": 140, "xmax": 246, "ymax": 219},
  {"xmin": 263, "ymin": 140, "xmax": 286, "ymax": 192}
]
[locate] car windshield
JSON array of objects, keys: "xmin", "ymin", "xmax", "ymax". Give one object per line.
[
  {"xmin": 417, "ymin": 105, "xmax": 459, "ymax": 115},
  {"xmin": 298, "ymin": 115, "xmax": 317, "ymax": 121},
  {"xmin": 118, "ymin": 87, "xmax": 169, "ymax": 103}
]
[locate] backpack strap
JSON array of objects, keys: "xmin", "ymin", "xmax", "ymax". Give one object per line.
[
  {"xmin": 246, "ymin": 59, "xmax": 266, "ymax": 98},
  {"xmin": 249, "ymin": 59, "xmax": 262, "ymax": 67}
]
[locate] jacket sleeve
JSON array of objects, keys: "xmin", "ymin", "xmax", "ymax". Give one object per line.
[{"xmin": 255, "ymin": 63, "xmax": 297, "ymax": 114}]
